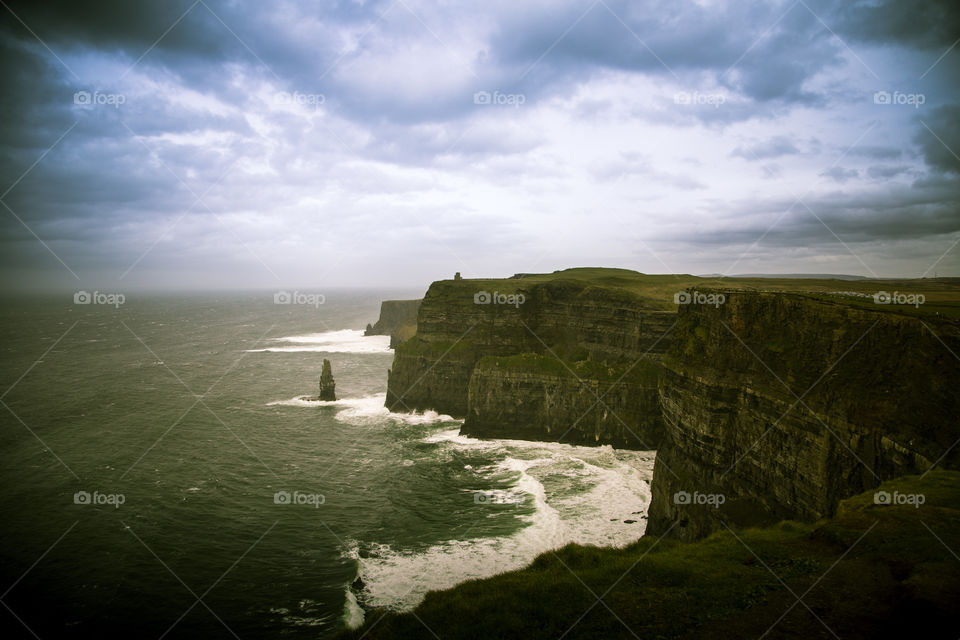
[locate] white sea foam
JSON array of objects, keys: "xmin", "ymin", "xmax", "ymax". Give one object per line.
[
  {"xmin": 266, "ymin": 397, "xmax": 337, "ymax": 407},
  {"xmin": 247, "ymin": 330, "xmax": 391, "ymax": 354},
  {"xmin": 267, "ymin": 393, "xmax": 459, "ymax": 425},
  {"xmin": 421, "ymin": 428, "xmax": 499, "ymax": 449},
  {"xmin": 341, "ymin": 588, "xmax": 365, "ymax": 629},
  {"xmin": 335, "ymin": 395, "xmax": 457, "ymax": 425},
  {"xmin": 349, "ymin": 436, "xmax": 655, "ymax": 611}
]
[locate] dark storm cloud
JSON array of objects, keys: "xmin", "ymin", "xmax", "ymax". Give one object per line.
[
  {"xmin": 488, "ymin": 0, "xmax": 843, "ymax": 106},
  {"xmin": 0, "ymin": 0, "xmax": 377, "ymax": 69},
  {"xmin": 0, "ymin": 39, "xmax": 82, "ymax": 207},
  {"xmin": 914, "ymin": 104, "xmax": 960, "ymax": 175},
  {"xmin": 0, "ymin": 0, "xmax": 382, "ymax": 127},
  {"xmin": 670, "ymin": 176, "xmax": 960, "ymax": 247},
  {"xmin": 833, "ymin": 0, "xmax": 960, "ymax": 49},
  {"xmin": 7, "ymin": 0, "xmax": 843, "ymax": 130},
  {"xmin": 1, "ymin": 97, "xmax": 250, "ymax": 229},
  {"xmin": 0, "ymin": 0, "xmax": 958, "ymax": 288},
  {"xmin": 3, "ymin": 0, "xmax": 956, "ymax": 130},
  {"xmin": 1, "ymin": 0, "xmax": 217, "ymax": 51}
]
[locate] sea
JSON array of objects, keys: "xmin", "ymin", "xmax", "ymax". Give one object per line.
[{"xmin": 0, "ymin": 291, "xmax": 655, "ymax": 638}]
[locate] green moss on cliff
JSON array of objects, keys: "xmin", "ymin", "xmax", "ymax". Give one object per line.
[{"xmin": 339, "ymin": 471, "xmax": 960, "ymax": 639}]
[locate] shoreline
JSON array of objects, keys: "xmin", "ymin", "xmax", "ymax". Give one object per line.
[{"xmin": 339, "ymin": 470, "xmax": 960, "ymax": 639}]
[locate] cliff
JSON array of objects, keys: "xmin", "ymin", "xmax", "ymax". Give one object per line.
[
  {"xmin": 385, "ymin": 270, "xmax": 676, "ymax": 447},
  {"xmin": 384, "ymin": 268, "xmax": 960, "ymax": 540},
  {"xmin": 365, "ymin": 299, "xmax": 421, "ymax": 347},
  {"xmin": 466, "ymin": 354, "xmax": 662, "ymax": 448},
  {"xmin": 646, "ymin": 290, "xmax": 960, "ymax": 540}
]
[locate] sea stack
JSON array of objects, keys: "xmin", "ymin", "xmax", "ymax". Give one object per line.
[{"xmin": 319, "ymin": 359, "xmax": 336, "ymax": 401}]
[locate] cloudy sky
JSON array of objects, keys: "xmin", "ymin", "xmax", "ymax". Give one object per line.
[{"xmin": 1, "ymin": 0, "xmax": 958, "ymax": 291}]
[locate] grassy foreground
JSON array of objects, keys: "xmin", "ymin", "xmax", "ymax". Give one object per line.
[{"xmin": 339, "ymin": 471, "xmax": 960, "ymax": 639}]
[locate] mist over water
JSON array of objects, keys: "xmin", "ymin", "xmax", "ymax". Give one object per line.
[{"xmin": 0, "ymin": 292, "xmax": 653, "ymax": 638}]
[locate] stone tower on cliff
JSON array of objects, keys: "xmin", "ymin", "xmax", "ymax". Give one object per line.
[{"xmin": 319, "ymin": 359, "xmax": 336, "ymax": 401}]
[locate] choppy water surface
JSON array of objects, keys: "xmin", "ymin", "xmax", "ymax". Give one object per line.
[{"xmin": 0, "ymin": 292, "xmax": 654, "ymax": 638}]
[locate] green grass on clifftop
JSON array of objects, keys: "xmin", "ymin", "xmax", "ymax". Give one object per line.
[
  {"xmin": 444, "ymin": 267, "xmax": 960, "ymax": 318},
  {"xmin": 339, "ymin": 471, "xmax": 960, "ymax": 639}
]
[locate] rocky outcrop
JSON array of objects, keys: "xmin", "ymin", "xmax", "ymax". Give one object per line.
[
  {"xmin": 385, "ymin": 273, "xmax": 675, "ymax": 448},
  {"xmin": 319, "ymin": 359, "xmax": 336, "ymax": 401},
  {"xmin": 646, "ymin": 290, "xmax": 960, "ymax": 540},
  {"xmin": 365, "ymin": 299, "xmax": 421, "ymax": 347}
]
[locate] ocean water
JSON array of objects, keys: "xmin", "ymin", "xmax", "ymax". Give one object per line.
[{"xmin": 0, "ymin": 292, "xmax": 655, "ymax": 638}]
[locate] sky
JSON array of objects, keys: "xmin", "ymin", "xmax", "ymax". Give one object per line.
[{"xmin": 0, "ymin": 0, "xmax": 958, "ymax": 291}]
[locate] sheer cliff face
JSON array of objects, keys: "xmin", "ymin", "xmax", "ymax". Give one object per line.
[
  {"xmin": 365, "ymin": 299, "xmax": 422, "ymax": 346},
  {"xmin": 385, "ymin": 277, "xmax": 960, "ymax": 541},
  {"xmin": 646, "ymin": 292, "xmax": 960, "ymax": 541},
  {"xmin": 385, "ymin": 278, "xmax": 674, "ymax": 447},
  {"xmin": 466, "ymin": 356, "xmax": 663, "ymax": 448}
]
